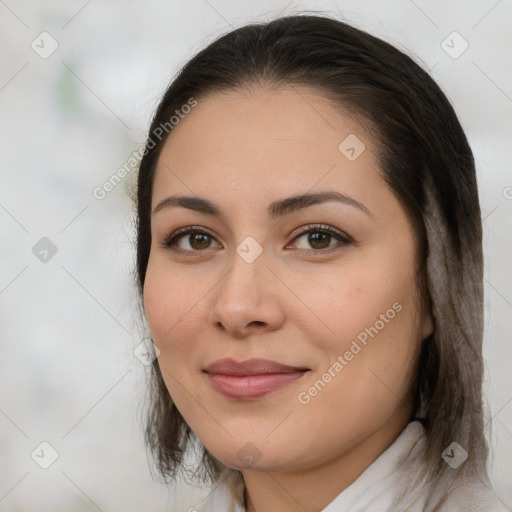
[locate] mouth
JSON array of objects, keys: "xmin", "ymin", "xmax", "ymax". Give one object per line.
[{"xmin": 203, "ymin": 358, "xmax": 310, "ymax": 400}]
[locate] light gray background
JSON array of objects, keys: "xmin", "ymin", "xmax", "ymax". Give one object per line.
[{"xmin": 0, "ymin": 1, "xmax": 511, "ymax": 511}]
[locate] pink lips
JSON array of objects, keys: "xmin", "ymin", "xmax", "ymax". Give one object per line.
[{"xmin": 203, "ymin": 358, "xmax": 309, "ymax": 399}]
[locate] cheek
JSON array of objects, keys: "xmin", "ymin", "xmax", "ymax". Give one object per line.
[
  {"xmin": 143, "ymin": 256, "xmax": 205, "ymax": 348},
  {"xmin": 143, "ymin": 255, "xmax": 225, "ymax": 394},
  {"xmin": 303, "ymin": 257, "xmax": 421, "ymax": 390},
  {"xmin": 291, "ymin": 275, "xmax": 420, "ymax": 456},
  {"xmin": 143, "ymin": 262, "xmax": 203, "ymax": 407},
  {"xmin": 308, "ymin": 265, "xmax": 394, "ymax": 343}
]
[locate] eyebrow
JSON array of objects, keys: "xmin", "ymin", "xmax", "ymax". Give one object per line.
[{"xmin": 152, "ymin": 190, "xmax": 372, "ymax": 219}]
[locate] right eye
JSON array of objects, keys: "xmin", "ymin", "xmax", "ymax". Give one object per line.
[{"xmin": 161, "ymin": 227, "xmax": 222, "ymax": 253}]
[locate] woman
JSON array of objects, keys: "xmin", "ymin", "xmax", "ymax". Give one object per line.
[{"xmin": 134, "ymin": 14, "xmax": 503, "ymax": 511}]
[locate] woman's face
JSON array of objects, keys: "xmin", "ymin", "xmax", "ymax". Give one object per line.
[{"xmin": 143, "ymin": 85, "xmax": 433, "ymax": 473}]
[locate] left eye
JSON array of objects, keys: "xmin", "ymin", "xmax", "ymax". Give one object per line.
[{"xmin": 288, "ymin": 225, "xmax": 351, "ymax": 252}]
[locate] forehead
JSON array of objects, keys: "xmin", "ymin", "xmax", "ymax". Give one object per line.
[
  {"xmin": 161, "ymin": 85, "xmax": 368, "ymax": 151},
  {"xmin": 153, "ymin": 85, "xmax": 382, "ymax": 195}
]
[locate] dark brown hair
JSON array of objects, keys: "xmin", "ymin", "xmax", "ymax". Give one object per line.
[{"xmin": 134, "ymin": 13, "xmax": 488, "ymax": 507}]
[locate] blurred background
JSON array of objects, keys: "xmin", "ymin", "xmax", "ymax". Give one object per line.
[{"xmin": 0, "ymin": 0, "xmax": 511, "ymax": 510}]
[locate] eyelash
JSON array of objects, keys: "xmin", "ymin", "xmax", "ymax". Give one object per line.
[{"xmin": 160, "ymin": 224, "xmax": 352, "ymax": 256}]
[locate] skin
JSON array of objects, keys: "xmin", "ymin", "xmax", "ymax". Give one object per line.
[{"xmin": 143, "ymin": 85, "xmax": 434, "ymax": 512}]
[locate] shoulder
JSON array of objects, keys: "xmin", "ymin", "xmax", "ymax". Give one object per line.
[
  {"xmin": 400, "ymin": 423, "xmax": 505, "ymax": 512},
  {"xmin": 435, "ymin": 475, "xmax": 506, "ymax": 512}
]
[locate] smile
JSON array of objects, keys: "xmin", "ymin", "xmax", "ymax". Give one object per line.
[{"xmin": 203, "ymin": 358, "xmax": 310, "ymax": 399}]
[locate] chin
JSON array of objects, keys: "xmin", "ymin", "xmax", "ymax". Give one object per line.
[{"xmin": 204, "ymin": 440, "xmax": 304, "ymax": 473}]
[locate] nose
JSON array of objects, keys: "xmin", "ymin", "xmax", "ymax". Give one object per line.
[{"xmin": 209, "ymin": 247, "xmax": 286, "ymax": 338}]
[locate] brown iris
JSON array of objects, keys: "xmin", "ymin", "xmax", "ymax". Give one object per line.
[
  {"xmin": 307, "ymin": 232, "xmax": 331, "ymax": 250},
  {"xmin": 189, "ymin": 233, "xmax": 212, "ymax": 250}
]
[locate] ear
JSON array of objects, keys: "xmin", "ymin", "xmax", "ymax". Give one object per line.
[{"xmin": 421, "ymin": 300, "xmax": 435, "ymax": 341}]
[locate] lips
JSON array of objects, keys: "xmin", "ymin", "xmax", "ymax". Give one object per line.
[
  {"xmin": 203, "ymin": 358, "xmax": 309, "ymax": 399},
  {"xmin": 204, "ymin": 358, "xmax": 309, "ymax": 375}
]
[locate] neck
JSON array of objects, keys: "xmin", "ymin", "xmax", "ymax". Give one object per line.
[{"xmin": 243, "ymin": 413, "xmax": 411, "ymax": 512}]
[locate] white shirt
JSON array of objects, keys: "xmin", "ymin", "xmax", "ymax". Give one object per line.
[{"xmin": 194, "ymin": 421, "xmax": 505, "ymax": 511}]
